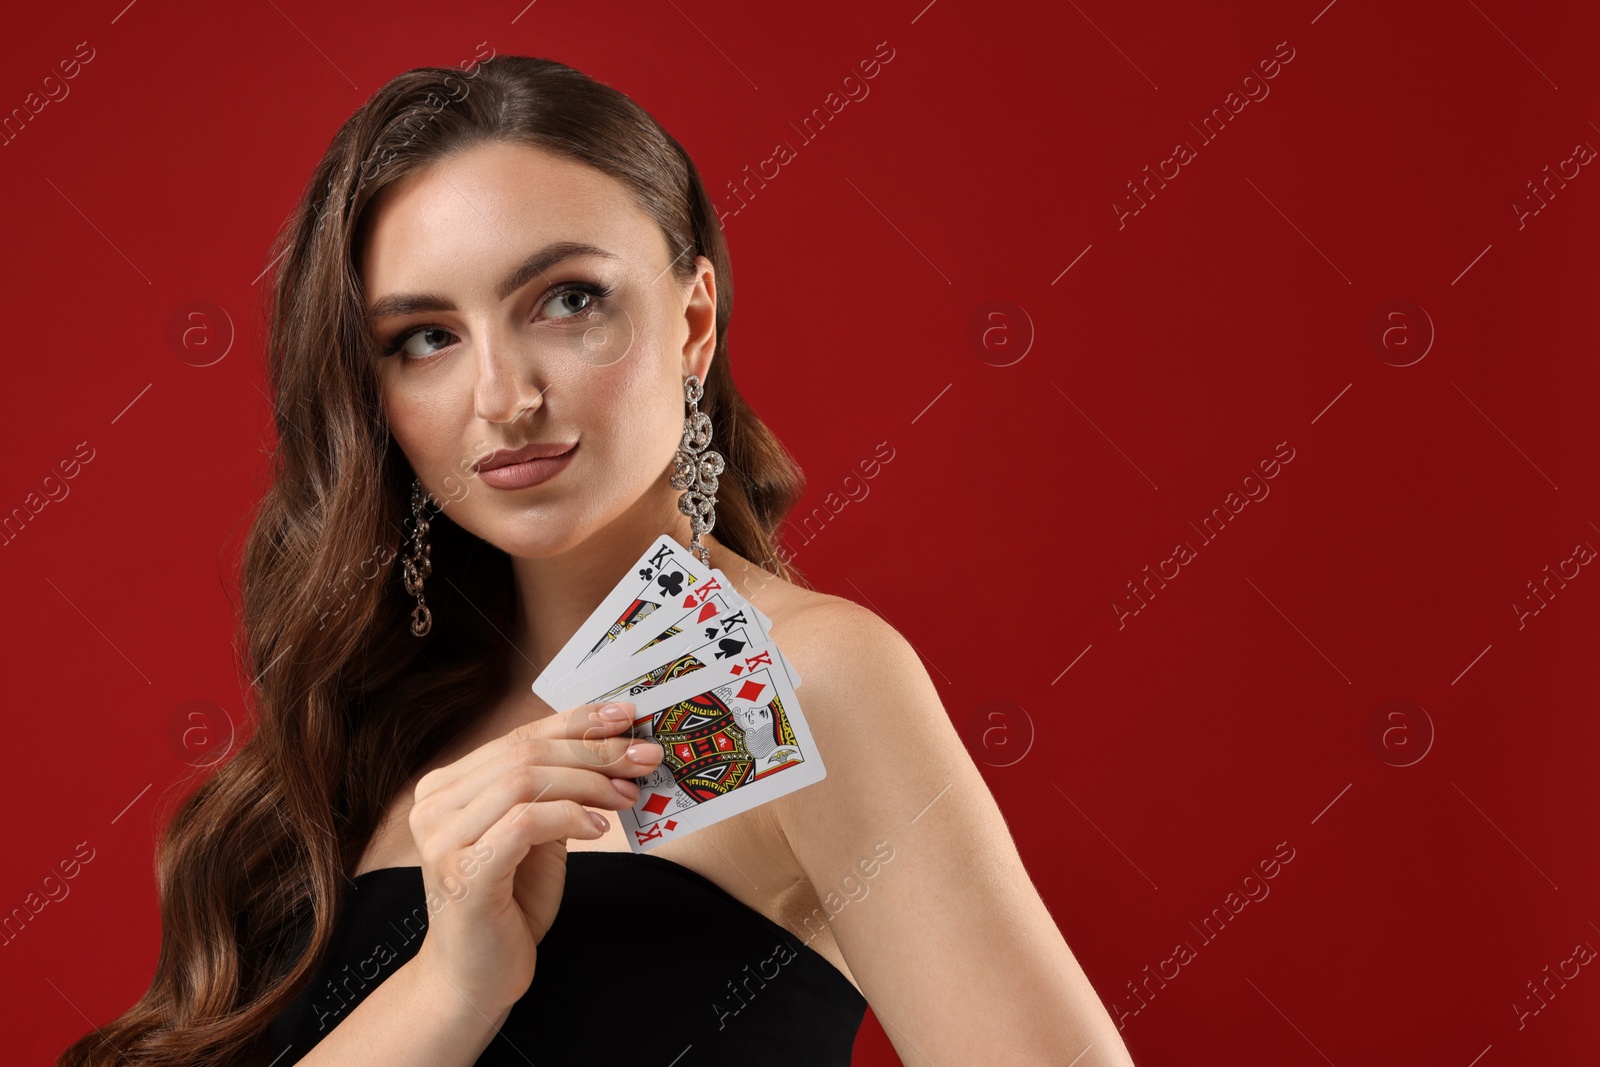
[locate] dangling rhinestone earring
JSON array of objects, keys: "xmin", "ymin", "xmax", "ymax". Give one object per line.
[
  {"xmin": 403, "ymin": 477, "xmax": 435, "ymax": 637},
  {"xmin": 670, "ymin": 373, "xmax": 725, "ymax": 567}
]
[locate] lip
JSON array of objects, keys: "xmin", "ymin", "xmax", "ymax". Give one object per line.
[
  {"xmin": 476, "ymin": 442, "xmax": 578, "ymax": 490},
  {"xmin": 475, "ymin": 441, "xmax": 579, "ymax": 472}
]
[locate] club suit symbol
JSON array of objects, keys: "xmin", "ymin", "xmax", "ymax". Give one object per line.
[{"xmin": 656, "ymin": 568, "xmax": 686, "ymax": 597}]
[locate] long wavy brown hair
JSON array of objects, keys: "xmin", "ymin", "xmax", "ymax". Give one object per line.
[{"xmin": 58, "ymin": 53, "xmax": 808, "ymax": 1067}]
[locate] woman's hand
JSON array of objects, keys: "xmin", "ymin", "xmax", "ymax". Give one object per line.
[{"xmin": 404, "ymin": 701, "xmax": 664, "ymax": 1015}]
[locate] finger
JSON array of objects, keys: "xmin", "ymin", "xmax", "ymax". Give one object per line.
[
  {"xmin": 434, "ymin": 764, "xmax": 640, "ymax": 856},
  {"xmin": 473, "ymin": 799, "xmax": 607, "ymax": 883},
  {"xmin": 552, "ymin": 700, "xmax": 645, "ymax": 739},
  {"xmin": 417, "ymin": 701, "xmax": 640, "ymax": 794},
  {"xmin": 432, "ymin": 735, "xmax": 662, "ymax": 799},
  {"xmin": 420, "ymin": 726, "xmax": 664, "ymax": 817}
]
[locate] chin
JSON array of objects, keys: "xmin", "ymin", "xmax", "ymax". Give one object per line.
[{"xmin": 489, "ymin": 524, "xmax": 587, "ymax": 560}]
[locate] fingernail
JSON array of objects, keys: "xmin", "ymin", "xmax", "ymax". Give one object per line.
[
  {"xmin": 627, "ymin": 742, "xmax": 663, "ymax": 763},
  {"xmin": 612, "ymin": 777, "xmax": 640, "ymax": 800},
  {"xmin": 598, "ymin": 702, "xmax": 634, "ymax": 722},
  {"xmin": 589, "ymin": 811, "xmax": 609, "ymax": 832}
]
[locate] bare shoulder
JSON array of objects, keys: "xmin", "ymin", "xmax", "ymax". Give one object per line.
[
  {"xmin": 752, "ymin": 588, "xmax": 983, "ymax": 832},
  {"xmin": 747, "ymin": 585, "xmax": 1058, "ymax": 1008},
  {"xmin": 722, "ymin": 572, "xmax": 1126, "ymax": 1063},
  {"xmin": 743, "ymin": 580, "xmax": 920, "ymax": 692},
  {"xmin": 711, "ymin": 545, "xmax": 897, "ymax": 655},
  {"xmin": 708, "ymin": 541, "xmax": 956, "ymax": 775},
  {"xmin": 772, "ymin": 593, "xmax": 908, "ymax": 666}
]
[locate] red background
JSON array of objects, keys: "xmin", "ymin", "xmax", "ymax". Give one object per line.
[{"xmin": 4, "ymin": 1, "xmax": 1597, "ymax": 1064}]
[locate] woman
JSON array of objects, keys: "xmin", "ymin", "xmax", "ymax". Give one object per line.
[{"xmin": 57, "ymin": 54, "xmax": 1135, "ymax": 1066}]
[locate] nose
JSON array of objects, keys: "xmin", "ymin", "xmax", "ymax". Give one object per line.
[{"xmin": 472, "ymin": 328, "xmax": 550, "ymax": 426}]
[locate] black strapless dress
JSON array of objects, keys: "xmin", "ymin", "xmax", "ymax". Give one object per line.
[{"xmin": 266, "ymin": 851, "xmax": 867, "ymax": 1064}]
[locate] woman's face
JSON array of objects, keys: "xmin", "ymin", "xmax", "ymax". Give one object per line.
[{"xmin": 360, "ymin": 139, "xmax": 715, "ymax": 557}]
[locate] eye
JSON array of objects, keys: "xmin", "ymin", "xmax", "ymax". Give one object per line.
[
  {"xmin": 378, "ymin": 280, "xmax": 616, "ymax": 360},
  {"xmin": 385, "ymin": 325, "xmax": 456, "ymax": 360},
  {"xmin": 541, "ymin": 282, "xmax": 610, "ymax": 319}
]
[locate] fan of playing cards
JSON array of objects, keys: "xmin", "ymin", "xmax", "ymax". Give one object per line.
[{"xmin": 530, "ymin": 534, "xmax": 824, "ymax": 854}]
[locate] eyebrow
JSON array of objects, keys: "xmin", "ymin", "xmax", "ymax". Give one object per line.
[{"xmin": 366, "ymin": 241, "xmax": 621, "ymax": 322}]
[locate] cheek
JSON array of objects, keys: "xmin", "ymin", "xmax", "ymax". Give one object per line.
[
  {"xmin": 582, "ymin": 343, "xmax": 683, "ymax": 461},
  {"xmin": 385, "ymin": 386, "xmax": 441, "ymax": 453},
  {"xmin": 382, "ymin": 376, "xmax": 477, "ymax": 491}
]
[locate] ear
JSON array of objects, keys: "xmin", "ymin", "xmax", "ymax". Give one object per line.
[{"xmin": 679, "ymin": 254, "xmax": 717, "ymax": 383}]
